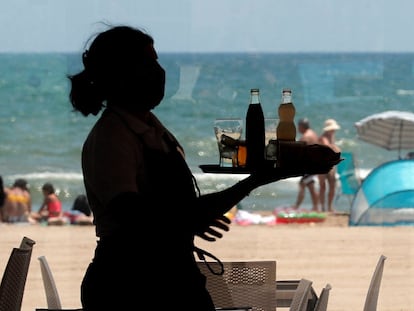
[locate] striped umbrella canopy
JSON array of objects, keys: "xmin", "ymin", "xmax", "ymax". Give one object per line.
[{"xmin": 355, "ymin": 110, "xmax": 414, "ymax": 159}]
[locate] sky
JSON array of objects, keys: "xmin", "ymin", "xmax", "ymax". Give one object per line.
[{"xmin": 1, "ymin": 0, "xmax": 414, "ymax": 53}]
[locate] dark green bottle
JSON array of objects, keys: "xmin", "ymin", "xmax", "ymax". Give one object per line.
[{"xmin": 245, "ymin": 88, "xmax": 265, "ymax": 170}]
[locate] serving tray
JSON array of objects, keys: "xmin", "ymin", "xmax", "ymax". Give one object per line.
[{"xmin": 199, "ymin": 164, "xmax": 252, "ymax": 174}]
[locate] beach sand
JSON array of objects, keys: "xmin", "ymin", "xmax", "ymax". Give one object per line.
[{"xmin": 1, "ymin": 214, "xmax": 413, "ymax": 311}]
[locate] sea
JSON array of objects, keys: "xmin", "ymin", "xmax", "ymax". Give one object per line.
[{"xmin": 1, "ymin": 52, "xmax": 414, "ymax": 213}]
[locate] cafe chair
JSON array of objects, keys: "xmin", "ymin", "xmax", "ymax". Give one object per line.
[
  {"xmin": 335, "ymin": 151, "xmax": 361, "ymax": 209},
  {"xmin": 289, "ymin": 278, "xmax": 313, "ymax": 311},
  {"xmin": 36, "ymin": 255, "xmax": 83, "ymax": 311},
  {"xmin": 197, "ymin": 260, "xmax": 276, "ymax": 311},
  {"xmin": 19, "ymin": 236, "xmax": 36, "ymax": 250},
  {"xmin": 0, "ymin": 238, "xmax": 35, "ymax": 311},
  {"xmin": 276, "ymin": 280, "xmax": 318, "ymax": 310},
  {"xmin": 363, "ymin": 255, "xmax": 386, "ymax": 311},
  {"xmin": 38, "ymin": 256, "xmax": 62, "ymax": 309},
  {"xmin": 313, "ymin": 283, "xmax": 332, "ymax": 311}
]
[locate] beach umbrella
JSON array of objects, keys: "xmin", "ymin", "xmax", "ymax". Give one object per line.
[{"xmin": 355, "ymin": 110, "xmax": 414, "ymax": 159}]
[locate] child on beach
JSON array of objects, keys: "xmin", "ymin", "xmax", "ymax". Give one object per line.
[{"xmin": 31, "ymin": 182, "xmax": 66, "ymax": 225}]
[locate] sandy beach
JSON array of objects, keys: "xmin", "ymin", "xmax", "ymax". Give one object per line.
[{"xmin": 1, "ymin": 214, "xmax": 413, "ymax": 311}]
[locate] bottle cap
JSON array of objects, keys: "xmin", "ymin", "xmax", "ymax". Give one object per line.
[{"xmin": 282, "ymin": 88, "xmax": 292, "ymax": 103}]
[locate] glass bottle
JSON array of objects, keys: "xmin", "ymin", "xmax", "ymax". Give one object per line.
[
  {"xmin": 245, "ymin": 88, "xmax": 265, "ymax": 170},
  {"xmin": 276, "ymin": 88, "xmax": 296, "ymax": 141}
]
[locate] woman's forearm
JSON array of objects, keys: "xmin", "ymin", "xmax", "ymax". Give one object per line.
[
  {"xmin": 196, "ymin": 175, "xmax": 258, "ymax": 216},
  {"xmin": 195, "ymin": 167, "xmax": 295, "ymax": 218}
]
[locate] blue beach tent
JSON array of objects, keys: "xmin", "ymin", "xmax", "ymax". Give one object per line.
[{"xmin": 349, "ymin": 159, "xmax": 414, "ymax": 226}]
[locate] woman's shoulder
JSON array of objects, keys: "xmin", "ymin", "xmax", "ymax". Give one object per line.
[
  {"xmin": 51, "ymin": 194, "xmax": 61, "ymax": 201},
  {"xmin": 318, "ymin": 134, "xmax": 329, "ymax": 144},
  {"xmin": 45, "ymin": 193, "xmax": 58, "ymax": 202}
]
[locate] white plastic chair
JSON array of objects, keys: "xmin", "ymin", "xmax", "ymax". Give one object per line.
[
  {"xmin": 36, "ymin": 256, "xmax": 83, "ymax": 311},
  {"xmin": 363, "ymin": 255, "xmax": 387, "ymax": 311},
  {"xmin": 38, "ymin": 256, "xmax": 62, "ymax": 309}
]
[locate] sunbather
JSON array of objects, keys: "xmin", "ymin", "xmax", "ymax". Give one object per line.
[
  {"xmin": 64, "ymin": 194, "xmax": 93, "ymax": 225},
  {"xmin": 2, "ymin": 178, "xmax": 33, "ymax": 223}
]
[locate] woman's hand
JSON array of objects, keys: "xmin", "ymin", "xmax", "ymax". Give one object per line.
[
  {"xmin": 251, "ymin": 143, "xmax": 342, "ymax": 187},
  {"xmin": 195, "ymin": 215, "xmax": 231, "ymax": 242}
]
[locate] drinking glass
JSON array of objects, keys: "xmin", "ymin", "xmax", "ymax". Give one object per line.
[
  {"xmin": 213, "ymin": 118, "xmax": 243, "ymax": 167},
  {"xmin": 265, "ymin": 118, "xmax": 278, "ymax": 161}
]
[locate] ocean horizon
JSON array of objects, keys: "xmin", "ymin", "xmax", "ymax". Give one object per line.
[{"xmin": 1, "ymin": 52, "xmax": 414, "ymax": 213}]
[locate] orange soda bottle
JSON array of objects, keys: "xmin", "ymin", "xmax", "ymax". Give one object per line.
[{"xmin": 276, "ymin": 88, "xmax": 296, "ymax": 141}]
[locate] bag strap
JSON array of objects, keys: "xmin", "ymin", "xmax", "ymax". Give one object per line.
[{"xmin": 194, "ymin": 246, "xmax": 224, "ymax": 276}]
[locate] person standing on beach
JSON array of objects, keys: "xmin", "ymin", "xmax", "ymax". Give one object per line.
[
  {"xmin": 291, "ymin": 118, "xmax": 319, "ymax": 211},
  {"xmin": 67, "ymin": 25, "xmax": 332, "ymax": 310},
  {"xmin": 318, "ymin": 118, "xmax": 341, "ymax": 212}
]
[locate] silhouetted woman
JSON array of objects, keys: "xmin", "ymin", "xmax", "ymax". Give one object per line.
[{"xmin": 68, "ymin": 25, "xmax": 324, "ymax": 310}]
